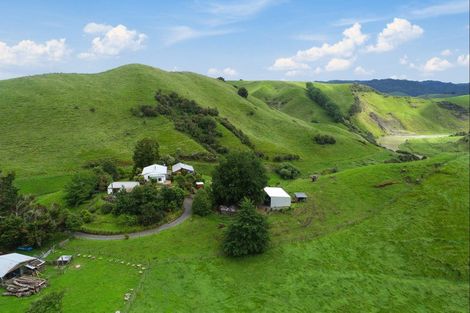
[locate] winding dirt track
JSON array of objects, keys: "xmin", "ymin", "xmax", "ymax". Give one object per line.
[{"xmin": 73, "ymin": 197, "xmax": 193, "ymax": 240}]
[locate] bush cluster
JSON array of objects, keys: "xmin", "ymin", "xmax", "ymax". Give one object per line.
[
  {"xmin": 192, "ymin": 188, "xmax": 213, "ymax": 216},
  {"xmin": 272, "ymin": 154, "xmax": 300, "ymax": 162},
  {"xmin": 218, "ymin": 117, "xmax": 254, "ymax": 148},
  {"xmin": 306, "ymin": 82, "xmax": 343, "ymax": 122},
  {"xmin": 113, "ymin": 185, "xmax": 184, "ymax": 226},
  {"xmin": 275, "ymin": 163, "xmax": 301, "ymax": 180},
  {"xmin": 314, "ymin": 134, "xmax": 336, "ymax": 145}
]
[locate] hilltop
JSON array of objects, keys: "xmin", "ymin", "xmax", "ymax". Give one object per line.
[{"xmin": 327, "ymin": 78, "xmax": 469, "ymax": 97}]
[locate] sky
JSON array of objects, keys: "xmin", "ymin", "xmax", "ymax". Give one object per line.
[{"xmin": 0, "ymin": 0, "xmax": 469, "ymax": 82}]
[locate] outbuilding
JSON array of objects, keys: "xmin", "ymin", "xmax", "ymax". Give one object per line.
[
  {"xmin": 56, "ymin": 255, "xmax": 73, "ymax": 266},
  {"xmin": 172, "ymin": 162, "xmax": 194, "ymax": 174},
  {"xmin": 0, "ymin": 253, "xmax": 44, "ymax": 282},
  {"xmin": 294, "ymin": 192, "xmax": 308, "ymax": 202},
  {"xmin": 263, "ymin": 187, "xmax": 291, "ymax": 210},
  {"xmin": 107, "ymin": 181, "xmax": 140, "ymax": 194},
  {"xmin": 141, "ymin": 164, "xmax": 168, "ymax": 183}
]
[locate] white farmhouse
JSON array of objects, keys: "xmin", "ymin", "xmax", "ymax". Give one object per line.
[
  {"xmin": 107, "ymin": 181, "xmax": 140, "ymax": 194},
  {"xmin": 172, "ymin": 162, "xmax": 194, "ymax": 174},
  {"xmin": 263, "ymin": 187, "xmax": 291, "ymax": 210},
  {"xmin": 141, "ymin": 164, "xmax": 168, "ymax": 183}
]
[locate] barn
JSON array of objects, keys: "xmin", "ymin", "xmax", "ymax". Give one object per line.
[
  {"xmin": 263, "ymin": 187, "xmax": 291, "ymax": 210},
  {"xmin": 141, "ymin": 164, "xmax": 168, "ymax": 183},
  {"xmin": 0, "ymin": 253, "xmax": 44, "ymax": 282}
]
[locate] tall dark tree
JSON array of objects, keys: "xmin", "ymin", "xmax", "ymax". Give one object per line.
[
  {"xmin": 212, "ymin": 151, "xmax": 267, "ymax": 205},
  {"xmin": 133, "ymin": 138, "xmax": 160, "ymax": 170},
  {"xmin": 223, "ymin": 198, "xmax": 269, "ymax": 257},
  {"xmin": 237, "ymin": 87, "xmax": 249, "ymax": 98},
  {"xmin": 0, "ymin": 171, "xmax": 19, "ymax": 214}
]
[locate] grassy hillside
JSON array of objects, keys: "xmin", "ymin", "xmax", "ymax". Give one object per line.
[
  {"xmin": 2, "ymin": 153, "xmax": 467, "ymax": 313},
  {"xmin": 434, "ymin": 95, "xmax": 469, "ymax": 108},
  {"xmin": 1, "ymin": 64, "xmax": 392, "ymax": 195}
]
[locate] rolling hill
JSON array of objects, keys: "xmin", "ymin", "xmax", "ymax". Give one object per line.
[{"xmin": 0, "ymin": 64, "xmax": 468, "ymax": 313}]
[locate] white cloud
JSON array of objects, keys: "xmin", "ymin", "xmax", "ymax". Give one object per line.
[
  {"xmin": 314, "ymin": 67, "xmax": 323, "ymax": 74},
  {"xmin": 83, "ymin": 22, "xmax": 113, "ymax": 34},
  {"xmin": 78, "ymin": 23, "xmax": 146, "ymax": 59},
  {"xmin": 457, "ymin": 54, "xmax": 469, "ymax": 66},
  {"xmin": 164, "ymin": 26, "xmax": 235, "ymax": 46},
  {"xmin": 441, "ymin": 49, "xmax": 452, "ymax": 56},
  {"xmin": 285, "ymin": 70, "xmax": 302, "ymax": 77},
  {"xmin": 0, "ymin": 38, "xmax": 68, "ymax": 66},
  {"xmin": 390, "ymin": 74, "xmax": 407, "ymax": 79},
  {"xmin": 354, "ymin": 66, "xmax": 374, "ymax": 76},
  {"xmin": 295, "ymin": 23, "xmax": 367, "ymax": 61},
  {"xmin": 367, "ymin": 18, "xmax": 423, "ymax": 52},
  {"xmin": 270, "ymin": 23, "xmax": 366, "ymax": 74},
  {"xmin": 203, "ymin": 0, "xmax": 279, "ymax": 25},
  {"xmin": 423, "ymin": 57, "xmax": 453, "ymax": 72},
  {"xmin": 207, "ymin": 67, "xmax": 238, "ymax": 77},
  {"xmin": 269, "ymin": 57, "xmax": 310, "ymax": 71},
  {"xmin": 411, "ymin": 1, "xmax": 469, "ymax": 19},
  {"xmin": 325, "ymin": 58, "xmax": 353, "ymax": 72}
]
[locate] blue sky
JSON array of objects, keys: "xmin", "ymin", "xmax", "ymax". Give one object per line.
[{"xmin": 0, "ymin": 0, "xmax": 468, "ymax": 82}]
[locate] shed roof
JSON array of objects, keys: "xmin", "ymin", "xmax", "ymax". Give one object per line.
[
  {"xmin": 141, "ymin": 164, "xmax": 167, "ymax": 176},
  {"xmin": 172, "ymin": 162, "xmax": 194, "ymax": 173},
  {"xmin": 264, "ymin": 187, "xmax": 290, "ymax": 198},
  {"xmin": 0, "ymin": 253, "xmax": 37, "ymax": 278},
  {"xmin": 108, "ymin": 181, "xmax": 140, "ymax": 189},
  {"xmin": 294, "ymin": 192, "xmax": 308, "ymax": 198}
]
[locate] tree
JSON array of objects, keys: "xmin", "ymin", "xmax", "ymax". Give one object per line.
[
  {"xmin": 237, "ymin": 87, "xmax": 249, "ymax": 98},
  {"xmin": 217, "ymin": 77, "xmax": 225, "ymax": 82},
  {"xmin": 27, "ymin": 291, "xmax": 64, "ymax": 313},
  {"xmin": 0, "ymin": 215, "xmax": 27, "ymax": 250},
  {"xmin": 223, "ymin": 198, "xmax": 269, "ymax": 257},
  {"xmin": 133, "ymin": 138, "xmax": 160, "ymax": 170},
  {"xmin": 275, "ymin": 163, "xmax": 301, "ymax": 179},
  {"xmin": 212, "ymin": 151, "xmax": 267, "ymax": 205},
  {"xmin": 192, "ymin": 189, "xmax": 213, "ymax": 216},
  {"xmin": 0, "ymin": 171, "xmax": 19, "ymax": 214},
  {"xmin": 64, "ymin": 172, "xmax": 98, "ymax": 207}
]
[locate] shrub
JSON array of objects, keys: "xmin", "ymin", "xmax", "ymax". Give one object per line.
[
  {"xmin": 192, "ymin": 189, "xmax": 213, "ymax": 216},
  {"xmin": 80, "ymin": 209, "xmax": 94, "ymax": 223},
  {"xmin": 237, "ymin": 87, "xmax": 248, "ymax": 98},
  {"xmin": 223, "ymin": 199, "xmax": 269, "ymax": 257},
  {"xmin": 275, "ymin": 163, "xmax": 300, "ymax": 179},
  {"xmin": 212, "ymin": 152, "xmax": 268, "ymax": 205},
  {"xmin": 100, "ymin": 203, "xmax": 114, "ymax": 214},
  {"xmin": 26, "ymin": 291, "xmax": 64, "ymax": 313},
  {"xmin": 314, "ymin": 134, "xmax": 336, "ymax": 145},
  {"xmin": 217, "ymin": 77, "xmax": 225, "ymax": 81},
  {"xmin": 64, "ymin": 172, "xmax": 99, "ymax": 207},
  {"xmin": 272, "ymin": 154, "xmax": 300, "ymax": 162}
]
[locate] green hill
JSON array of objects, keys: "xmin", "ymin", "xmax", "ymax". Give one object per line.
[{"xmin": 1, "ymin": 64, "xmax": 394, "ymax": 195}]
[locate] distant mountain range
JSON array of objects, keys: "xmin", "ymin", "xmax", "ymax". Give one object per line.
[{"xmin": 326, "ymin": 79, "xmax": 470, "ymax": 97}]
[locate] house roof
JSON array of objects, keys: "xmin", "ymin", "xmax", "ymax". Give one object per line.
[
  {"xmin": 294, "ymin": 192, "xmax": 308, "ymax": 198},
  {"xmin": 264, "ymin": 187, "xmax": 291, "ymax": 198},
  {"xmin": 141, "ymin": 164, "xmax": 167, "ymax": 176},
  {"xmin": 0, "ymin": 253, "xmax": 37, "ymax": 278},
  {"xmin": 108, "ymin": 181, "xmax": 140, "ymax": 189},
  {"xmin": 172, "ymin": 162, "xmax": 194, "ymax": 173}
]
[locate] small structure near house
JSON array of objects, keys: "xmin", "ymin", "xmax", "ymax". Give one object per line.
[
  {"xmin": 141, "ymin": 164, "xmax": 168, "ymax": 183},
  {"xmin": 263, "ymin": 187, "xmax": 291, "ymax": 210},
  {"xmin": 294, "ymin": 192, "xmax": 308, "ymax": 202},
  {"xmin": 195, "ymin": 182, "xmax": 204, "ymax": 189},
  {"xmin": 172, "ymin": 162, "xmax": 194, "ymax": 174},
  {"xmin": 56, "ymin": 255, "xmax": 73, "ymax": 266},
  {"xmin": 310, "ymin": 175, "xmax": 319, "ymax": 182},
  {"xmin": 0, "ymin": 253, "xmax": 44, "ymax": 283},
  {"xmin": 107, "ymin": 181, "xmax": 140, "ymax": 194}
]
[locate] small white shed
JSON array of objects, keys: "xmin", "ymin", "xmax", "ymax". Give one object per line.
[
  {"xmin": 141, "ymin": 164, "xmax": 168, "ymax": 183},
  {"xmin": 264, "ymin": 187, "xmax": 291, "ymax": 210},
  {"xmin": 107, "ymin": 181, "xmax": 140, "ymax": 194},
  {"xmin": 172, "ymin": 162, "xmax": 194, "ymax": 174}
]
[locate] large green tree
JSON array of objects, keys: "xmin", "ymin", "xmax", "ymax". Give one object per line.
[
  {"xmin": 223, "ymin": 198, "xmax": 269, "ymax": 257},
  {"xmin": 212, "ymin": 151, "xmax": 267, "ymax": 205},
  {"xmin": 133, "ymin": 138, "xmax": 160, "ymax": 170}
]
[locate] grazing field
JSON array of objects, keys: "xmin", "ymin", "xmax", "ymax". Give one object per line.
[{"xmin": 2, "ymin": 153, "xmax": 465, "ymax": 312}]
